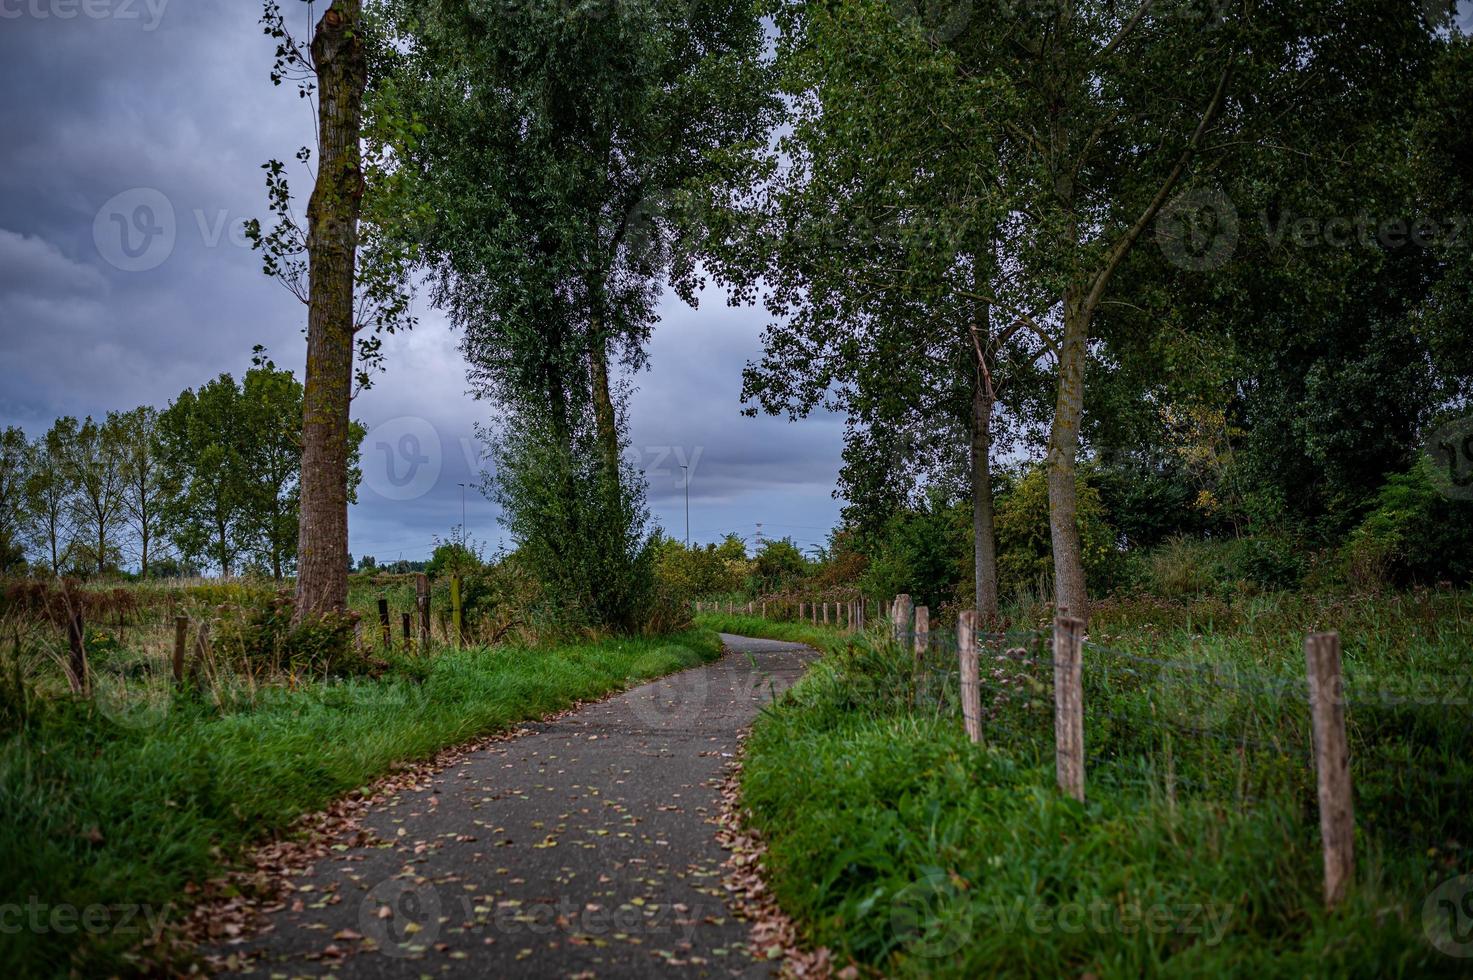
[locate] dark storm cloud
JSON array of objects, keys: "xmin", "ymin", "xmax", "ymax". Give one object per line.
[{"xmin": 0, "ymin": 0, "xmax": 845, "ymax": 564}]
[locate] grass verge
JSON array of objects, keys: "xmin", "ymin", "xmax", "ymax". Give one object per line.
[
  {"xmin": 0, "ymin": 628, "xmax": 722, "ymax": 976},
  {"xmin": 692, "ymin": 612, "xmax": 846, "ymax": 652},
  {"xmin": 739, "ymin": 592, "xmax": 1473, "ymax": 978}
]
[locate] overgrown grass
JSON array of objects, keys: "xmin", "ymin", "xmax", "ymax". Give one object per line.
[
  {"xmin": 740, "ymin": 591, "xmax": 1473, "ymax": 977},
  {"xmin": 693, "ymin": 610, "xmax": 847, "ymax": 651},
  {"xmin": 0, "ymin": 628, "xmax": 723, "ymax": 977}
]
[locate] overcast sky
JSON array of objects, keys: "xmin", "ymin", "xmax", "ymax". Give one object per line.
[{"xmin": 0, "ymin": 0, "xmax": 847, "ymax": 563}]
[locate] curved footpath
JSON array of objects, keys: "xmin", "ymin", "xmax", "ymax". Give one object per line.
[{"xmin": 213, "ymin": 634, "xmax": 817, "ymax": 979}]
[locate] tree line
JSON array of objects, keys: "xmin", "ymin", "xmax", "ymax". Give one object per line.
[
  {"xmin": 0, "ymin": 349, "xmax": 362, "ymax": 581},
  {"xmin": 257, "ymin": 1, "xmax": 1469, "ymax": 626}
]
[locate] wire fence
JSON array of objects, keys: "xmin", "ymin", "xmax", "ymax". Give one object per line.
[{"xmin": 747, "ymin": 592, "xmax": 1473, "ymax": 909}]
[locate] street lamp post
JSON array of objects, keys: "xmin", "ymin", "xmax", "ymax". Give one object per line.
[
  {"xmin": 457, "ymin": 482, "xmax": 467, "ymax": 543},
  {"xmin": 680, "ymin": 465, "xmax": 689, "ymax": 548}
]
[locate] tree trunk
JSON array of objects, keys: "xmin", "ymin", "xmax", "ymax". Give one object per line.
[
  {"xmin": 295, "ymin": 1, "xmax": 366, "ymax": 620},
  {"xmin": 971, "ymin": 375, "xmax": 999, "ymax": 623},
  {"xmin": 1047, "ymin": 288, "xmax": 1090, "ymax": 621},
  {"xmin": 588, "ymin": 323, "xmax": 621, "ymax": 480}
]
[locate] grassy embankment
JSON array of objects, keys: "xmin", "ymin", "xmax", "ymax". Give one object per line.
[
  {"xmin": 727, "ymin": 591, "xmax": 1473, "ymax": 977},
  {"xmin": 1, "ymin": 625, "xmax": 723, "ymax": 976}
]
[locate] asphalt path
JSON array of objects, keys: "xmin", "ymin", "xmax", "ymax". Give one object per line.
[{"xmin": 216, "ymin": 634, "xmax": 817, "ymax": 979}]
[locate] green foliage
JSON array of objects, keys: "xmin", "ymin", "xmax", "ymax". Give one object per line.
[
  {"xmin": 653, "ymin": 535, "xmax": 745, "ymax": 600},
  {"xmin": 859, "ymin": 493, "xmax": 969, "ymax": 612},
  {"xmin": 1342, "ymin": 457, "xmax": 1473, "ymax": 589},
  {"xmin": 214, "ymin": 591, "xmax": 366, "ymax": 678},
  {"xmin": 742, "ymin": 592, "xmax": 1473, "ymax": 976},
  {"xmin": 491, "ymin": 418, "xmax": 657, "ymax": 634},
  {"xmin": 752, "ymin": 537, "xmax": 811, "ymax": 595},
  {"xmin": 994, "ymin": 466, "xmax": 1118, "ymax": 600},
  {"xmin": 157, "ymin": 357, "xmax": 363, "ymax": 579}
]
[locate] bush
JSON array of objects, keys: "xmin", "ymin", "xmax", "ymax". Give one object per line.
[
  {"xmin": 994, "ymin": 465, "xmax": 1121, "ymax": 600},
  {"xmin": 1341, "ymin": 456, "xmax": 1473, "ymax": 588},
  {"xmin": 214, "ymin": 591, "xmax": 368, "ymax": 677}
]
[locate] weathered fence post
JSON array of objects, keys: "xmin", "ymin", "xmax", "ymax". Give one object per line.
[
  {"xmin": 378, "ymin": 598, "xmax": 392, "ymax": 649},
  {"xmin": 66, "ymin": 604, "xmax": 87, "ymax": 695},
  {"xmin": 1054, "ymin": 615, "xmax": 1086, "ymax": 802},
  {"xmin": 450, "ymin": 576, "xmax": 463, "ymax": 647},
  {"xmin": 914, "ymin": 605, "xmax": 929, "ymax": 665},
  {"xmin": 401, "ymin": 612, "xmax": 412, "ymax": 647},
  {"xmin": 415, "ymin": 573, "xmax": 431, "ymax": 651},
  {"xmin": 762, "ymin": 600, "xmax": 767, "ymax": 618},
  {"xmin": 192, "ymin": 620, "xmax": 211, "ymax": 688},
  {"xmin": 748, "ymin": 601, "xmax": 754, "ymax": 614},
  {"xmin": 1305, "ymin": 631, "xmax": 1354, "ymax": 908},
  {"xmin": 822, "ymin": 602, "xmax": 829, "ymax": 625},
  {"xmin": 892, "ymin": 594, "xmax": 913, "ymax": 644},
  {"xmin": 959, "ymin": 610, "xmax": 981, "ymax": 743},
  {"xmin": 172, "ymin": 615, "xmax": 188, "ymax": 685}
]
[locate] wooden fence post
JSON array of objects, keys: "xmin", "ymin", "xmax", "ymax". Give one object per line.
[
  {"xmin": 822, "ymin": 602, "xmax": 829, "ymax": 625},
  {"xmin": 192, "ymin": 621, "xmax": 211, "ymax": 689},
  {"xmin": 914, "ymin": 605, "xmax": 929, "ymax": 665},
  {"xmin": 401, "ymin": 612, "xmax": 412, "ymax": 647},
  {"xmin": 748, "ymin": 601, "xmax": 754, "ymax": 614},
  {"xmin": 172, "ymin": 615, "xmax": 188, "ymax": 685},
  {"xmin": 450, "ymin": 576, "xmax": 463, "ymax": 647},
  {"xmin": 1054, "ymin": 615, "xmax": 1086, "ymax": 802},
  {"xmin": 762, "ymin": 600, "xmax": 767, "ymax": 618},
  {"xmin": 958, "ymin": 610, "xmax": 981, "ymax": 743},
  {"xmin": 378, "ymin": 598, "xmax": 392, "ymax": 649},
  {"xmin": 66, "ymin": 605, "xmax": 87, "ymax": 695},
  {"xmin": 1306, "ymin": 631, "xmax": 1354, "ymax": 908},
  {"xmin": 892, "ymin": 594, "xmax": 913, "ymax": 644},
  {"xmin": 415, "ymin": 573, "xmax": 431, "ymax": 651}
]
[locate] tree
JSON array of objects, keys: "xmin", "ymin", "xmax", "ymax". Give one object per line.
[
  {"xmin": 701, "ymin": 0, "xmax": 1050, "ymax": 621},
  {"xmin": 252, "ymin": 1, "xmax": 412, "ymax": 614},
  {"xmin": 241, "ymin": 350, "xmax": 308, "ymax": 580},
  {"xmin": 376, "ymin": 0, "xmax": 775, "ymax": 626},
  {"xmin": 159, "ymin": 377, "xmax": 253, "ymax": 576},
  {"xmin": 0, "ymin": 427, "xmax": 30, "ymax": 575},
  {"xmin": 23, "ymin": 419, "xmax": 77, "ymax": 576},
  {"xmin": 115, "ymin": 406, "xmax": 168, "ymax": 577}
]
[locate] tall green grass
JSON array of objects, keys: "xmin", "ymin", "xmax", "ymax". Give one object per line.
[
  {"xmin": 740, "ymin": 592, "xmax": 1473, "ymax": 977},
  {"xmin": 0, "ymin": 629, "xmax": 722, "ymax": 976}
]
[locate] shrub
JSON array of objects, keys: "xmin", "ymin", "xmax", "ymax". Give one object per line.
[
  {"xmin": 1341, "ymin": 456, "xmax": 1473, "ymax": 588},
  {"xmin": 994, "ymin": 465, "xmax": 1121, "ymax": 599},
  {"xmin": 215, "ymin": 591, "xmax": 368, "ymax": 677}
]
